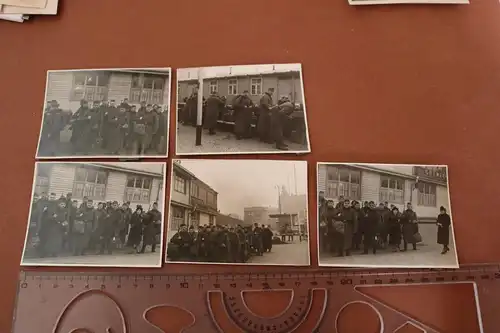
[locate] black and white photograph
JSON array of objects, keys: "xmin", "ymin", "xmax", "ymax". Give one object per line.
[
  {"xmin": 317, "ymin": 163, "xmax": 459, "ymax": 268},
  {"xmin": 175, "ymin": 63, "xmax": 311, "ymax": 155},
  {"xmin": 21, "ymin": 162, "xmax": 166, "ymax": 267},
  {"xmin": 166, "ymin": 159, "xmax": 310, "ymax": 265},
  {"xmin": 36, "ymin": 68, "xmax": 171, "ymax": 159}
]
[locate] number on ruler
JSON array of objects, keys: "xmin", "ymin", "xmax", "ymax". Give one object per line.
[
  {"xmin": 374, "ymin": 279, "xmax": 382, "ymax": 284},
  {"xmin": 340, "ymin": 278, "xmax": 352, "ymax": 285},
  {"xmin": 180, "ymin": 282, "xmax": 189, "ymax": 288}
]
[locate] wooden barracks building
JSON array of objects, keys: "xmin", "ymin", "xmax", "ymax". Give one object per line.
[
  {"xmin": 34, "ymin": 163, "xmax": 164, "ymax": 211},
  {"xmin": 177, "ymin": 69, "xmax": 303, "ymax": 105},
  {"xmin": 169, "ymin": 161, "xmax": 219, "ymax": 231},
  {"xmin": 45, "ymin": 69, "xmax": 170, "ymax": 111},
  {"xmin": 317, "ymin": 164, "xmax": 450, "ymax": 220}
]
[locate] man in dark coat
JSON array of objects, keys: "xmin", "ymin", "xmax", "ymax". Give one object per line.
[
  {"xmin": 318, "ymin": 191, "xmax": 329, "ymax": 253},
  {"xmin": 335, "ymin": 196, "xmax": 345, "ymax": 210},
  {"xmin": 119, "ymin": 203, "xmax": 132, "ymax": 247},
  {"xmin": 227, "ymin": 227, "xmax": 240, "ymax": 262},
  {"xmin": 363, "ymin": 201, "xmax": 379, "ymax": 255},
  {"xmin": 168, "ymin": 224, "xmax": 194, "ymax": 260},
  {"xmin": 332, "ymin": 200, "xmax": 355, "ymax": 256},
  {"xmin": 184, "ymin": 90, "xmax": 198, "ymax": 126},
  {"xmin": 261, "ymin": 224, "xmax": 274, "ymax": 253},
  {"xmin": 204, "ymin": 92, "xmax": 224, "ymax": 135},
  {"xmin": 40, "ymin": 100, "xmax": 66, "ymax": 156},
  {"xmin": 140, "ymin": 203, "xmax": 162, "ymax": 253},
  {"xmin": 257, "ymin": 88, "xmax": 274, "ymax": 143},
  {"xmin": 98, "ymin": 201, "xmax": 121, "ymax": 255},
  {"xmin": 72, "ymin": 199, "xmax": 95, "ymax": 256},
  {"xmin": 233, "ymin": 90, "xmax": 254, "ymax": 139},
  {"xmin": 252, "ymin": 223, "xmax": 263, "ymax": 256},
  {"xmin": 401, "ymin": 202, "xmax": 418, "ymax": 251},
  {"xmin": 105, "ymin": 104, "xmax": 128, "ymax": 154},
  {"xmin": 437, "ymin": 206, "xmax": 451, "ymax": 254},
  {"xmin": 69, "ymin": 99, "xmax": 89, "ymax": 150},
  {"xmin": 131, "ymin": 104, "xmax": 159, "ymax": 155},
  {"xmin": 351, "ymin": 201, "xmax": 362, "ymax": 250},
  {"xmin": 37, "ymin": 198, "xmax": 68, "ymax": 258},
  {"xmin": 270, "ymin": 97, "xmax": 294, "ymax": 150}
]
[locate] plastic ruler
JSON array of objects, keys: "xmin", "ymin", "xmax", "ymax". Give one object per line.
[{"xmin": 12, "ymin": 264, "xmax": 500, "ymax": 333}]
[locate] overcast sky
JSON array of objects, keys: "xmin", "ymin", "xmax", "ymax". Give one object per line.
[
  {"xmin": 177, "ymin": 63, "xmax": 301, "ymax": 81},
  {"xmin": 178, "ymin": 160, "xmax": 307, "ymax": 216}
]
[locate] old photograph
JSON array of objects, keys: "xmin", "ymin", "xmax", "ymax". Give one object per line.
[
  {"xmin": 36, "ymin": 68, "xmax": 171, "ymax": 158},
  {"xmin": 21, "ymin": 162, "xmax": 166, "ymax": 267},
  {"xmin": 175, "ymin": 63, "xmax": 311, "ymax": 155},
  {"xmin": 166, "ymin": 159, "xmax": 310, "ymax": 266},
  {"xmin": 317, "ymin": 163, "xmax": 458, "ymax": 268}
]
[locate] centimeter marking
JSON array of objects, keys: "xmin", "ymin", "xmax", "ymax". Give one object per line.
[{"xmin": 19, "ymin": 264, "xmax": 500, "ymax": 290}]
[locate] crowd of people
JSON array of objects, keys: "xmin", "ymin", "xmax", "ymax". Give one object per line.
[
  {"xmin": 166, "ymin": 223, "xmax": 274, "ymax": 263},
  {"xmin": 318, "ymin": 191, "xmax": 452, "ymax": 257},
  {"xmin": 179, "ymin": 87, "xmax": 298, "ymax": 151},
  {"xmin": 28, "ymin": 192, "xmax": 162, "ymax": 258},
  {"xmin": 39, "ymin": 98, "xmax": 168, "ymax": 156}
]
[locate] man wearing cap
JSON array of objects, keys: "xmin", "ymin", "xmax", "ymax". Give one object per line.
[
  {"xmin": 270, "ymin": 96, "xmax": 294, "ymax": 151},
  {"xmin": 362, "ymin": 201, "xmax": 379, "ymax": 255},
  {"xmin": 233, "ymin": 90, "xmax": 254, "ymax": 140},
  {"xmin": 40, "ymin": 100, "xmax": 66, "ymax": 156},
  {"xmin": 401, "ymin": 202, "xmax": 418, "ymax": 251},
  {"xmin": 98, "ymin": 200, "xmax": 121, "ymax": 255},
  {"xmin": 69, "ymin": 99, "xmax": 88, "ymax": 150},
  {"xmin": 73, "ymin": 199, "xmax": 96, "ymax": 256},
  {"xmin": 257, "ymin": 88, "xmax": 274, "ymax": 144},
  {"xmin": 183, "ymin": 87, "xmax": 198, "ymax": 126},
  {"xmin": 104, "ymin": 101, "xmax": 128, "ymax": 154},
  {"xmin": 37, "ymin": 198, "xmax": 68, "ymax": 258},
  {"xmin": 120, "ymin": 98, "xmax": 131, "ymax": 111},
  {"xmin": 140, "ymin": 202, "xmax": 162, "ymax": 253},
  {"xmin": 205, "ymin": 91, "xmax": 224, "ymax": 135},
  {"xmin": 131, "ymin": 103, "xmax": 158, "ymax": 155}
]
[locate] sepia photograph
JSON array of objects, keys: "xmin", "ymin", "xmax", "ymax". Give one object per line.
[
  {"xmin": 175, "ymin": 63, "xmax": 311, "ymax": 155},
  {"xmin": 21, "ymin": 162, "xmax": 166, "ymax": 267},
  {"xmin": 166, "ymin": 159, "xmax": 310, "ymax": 266},
  {"xmin": 36, "ymin": 68, "xmax": 171, "ymax": 159},
  {"xmin": 317, "ymin": 163, "xmax": 458, "ymax": 268}
]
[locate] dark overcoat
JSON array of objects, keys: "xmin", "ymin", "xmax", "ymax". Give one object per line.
[
  {"xmin": 205, "ymin": 95, "xmax": 224, "ymax": 130},
  {"xmin": 437, "ymin": 213, "xmax": 451, "ymax": 245}
]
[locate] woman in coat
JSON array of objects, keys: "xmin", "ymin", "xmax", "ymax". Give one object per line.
[
  {"xmin": 387, "ymin": 207, "xmax": 402, "ymax": 252},
  {"xmin": 437, "ymin": 206, "xmax": 451, "ymax": 254},
  {"xmin": 127, "ymin": 207, "xmax": 143, "ymax": 251}
]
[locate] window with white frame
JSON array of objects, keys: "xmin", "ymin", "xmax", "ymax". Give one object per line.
[
  {"xmin": 417, "ymin": 182, "xmax": 437, "ymax": 207},
  {"xmin": 174, "ymin": 174, "xmax": 186, "ymax": 194},
  {"xmin": 380, "ymin": 176, "xmax": 405, "ymax": 204},
  {"xmin": 209, "ymin": 80, "xmax": 218, "ymax": 94},
  {"xmin": 124, "ymin": 176, "xmax": 152, "ymax": 203},
  {"xmin": 250, "ymin": 78, "xmax": 262, "ymax": 95},
  {"xmin": 170, "ymin": 206, "xmax": 185, "ymax": 231},
  {"xmin": 71, "ymin": 72, "xmax": 110, "ymax": 101},
  {"xmin": 73, "ymin": 167, "xmax": 107, "ymax": 200},
  {"xmin": 130, "ymin": 73, "xmax": 165, "ymax": 104},
  {"xmin": 326, "ymin": 166, "xmax": 361, "ymax": 200},
  {"xmin": 228, "ymin": 79, "xmax": 238, "ymax": 95}
]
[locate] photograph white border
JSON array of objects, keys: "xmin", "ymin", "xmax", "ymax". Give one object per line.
[
  {"xmin": 34, "ymin": 67, "xmax": 172, "ymax": 160},
  {"xmin": 164, "ymin": 158, "xmax": 311, "ymax": 266},
  {"xmin": 20, "ymin": 161, "xmax": 168, "ymax": 268},
  {"xmin": 174, "ymin": 63, "xmax": 312, "ymax": 156},
  {"xmin": 316, "ymin": 162, "xmax": 459, "ymax": 269},
  {"xmin": 348, "ymin": 0, "xmax": 469, "ymax": 5}
]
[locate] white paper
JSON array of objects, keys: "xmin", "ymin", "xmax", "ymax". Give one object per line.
[
  {"xmin": 2, "ymin": 0, "xmax": 57, "ymax": 14},
  {"xmin": 0, "ymin": 13, "xmax": 24, "ymax": 22}
]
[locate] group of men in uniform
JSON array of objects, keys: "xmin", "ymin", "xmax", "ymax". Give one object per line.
[
  {"xmin": 29, "ymin": 192, "xmax": 162, "ymax": 258},
  {"xmin": 179, "ymin": 87, "xmax": 296, "ymax": 151},
  {"xmin": 39, "ymin": 98, "xmax": 168, "ymax": 156},
  {"xmin": 318, "ymin": 191, "xmax": 420, "ymax": 257},
  {"xmin": 166, "ymin": 223, "xmax": 274, "ymax": 263}
]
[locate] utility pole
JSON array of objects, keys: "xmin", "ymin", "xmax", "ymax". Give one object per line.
[{"xmin": 195, "ymin": 68, "xmax": 203, "ymax": 146}]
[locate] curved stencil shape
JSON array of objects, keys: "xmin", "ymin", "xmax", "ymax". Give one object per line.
[
  {"xmin": 241, "ymin": 290, "xmax": 293, "ymax": 318},
  {"xmin": 394, "ymin": 321, "xmax": 426, "ymax": 333},
  {"xmin": 357, "ymin": 283, "xmax": 481, "ymax": 333},
  {"xmin": 144, "ymin": 304, "xmax": 195, "ymax": 333},
  {"xmin": 336, "ymin": 301, "xmax": 383, "ymax": 333},
  {"xmin": 52, "ymin": 289, "xmax": 127, "ymax": 333}
]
